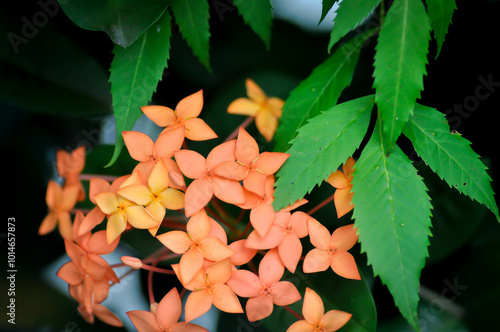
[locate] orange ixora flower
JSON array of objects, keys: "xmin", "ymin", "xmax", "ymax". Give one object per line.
[
  {"xmin": 156, "ymin": 209, "xmax": 235, "ymax": 284},
  {"xmin": 93, "ymin": 171, "xmax": 159, "ymax": 243},
  {"xmin": 326, "ymin": 157, "xmax": 355, "ymax": 218},
  {"xmin": 39, "ymin": 180, "xmax": 80, "ymax": 240},
  {"xmin": 174, "ymin": 139, "xmax": 246, "ymax": 217},
  {"xmin": 245, "ymin": 211, "xmax": 310, "ymax": 273},
  {"xmin": 303, "ymin": 221, "xmax": 360, "ymax": 280},
  {"xmin": 127, "ymin": 287, "xmax": 208, "ymax": 332},
  {"xmin": 56, "ymin": 145, "xmax": 86, "ymax": 201},
  {"xmin": 227, "ymin": 248, "xmax": 301, "ymax": 322},
  {"xmin": 117, "ymin": 159, "xmax": 185, "ymax": 237},
  {"xmin": 122, "ymin": 126, "xmax": 186, "ymax": 187},
  {"xmin": 287, "ymin": 287, "xmax": 352, "ymax": 332},
  {"xmin": 141, "ymin": 90, "xmax": 218, "ymax": 141},
  {"xmin": 227, "ymin": 78, "xmax": 285, "ymax": 142},
  {"xmin": 173, "ymin": 258, "xmax": 243, "ymax": 322}
]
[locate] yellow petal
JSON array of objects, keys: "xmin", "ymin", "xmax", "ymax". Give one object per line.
[
  {"xmin": 148, "ymin": 159, "xmax": 170, "ymax": 194},
  {"xmin": 106, "ymin": 213, "xmax": 127, "ymax": 244},
  {"xmin": 159, "ymin": 188, "xmax": 185, "ymax": 210},
  {"xmin": 246, "ymin": 78, "xmax": 266, "ymax": 103},
  {"xmin": 227, "ymin": 98, "xmax": 260, "ymax": 116},
  {"xmin": 94, "ymin": 192, "xmax": 119, "ymax": 215},
  {"xmin": 255, "ymin": 109, "xmax": 278, "ymax": 142},
  {"xmin": 125, "ymin": 205, "xmax": 159, "ymax": 229},
  {"xmin": 118, "ymin": 184, "xmax": 153, "ymax": 206}
]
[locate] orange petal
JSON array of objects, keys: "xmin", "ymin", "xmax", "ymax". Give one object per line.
[
  {"xmin": 307, "ymin": 218, "xmax": 332, "ymax": 250},
  {"xmin": 199, "ymin": 237, "xmax": 235, "ymax": 261},
  {"xmin": 253, "ymin": 152, "xmax": 289, "ymax": 175},
  {"xmin": 245, "ymin": 226, "xmax": 284, "ymax": 250},
  {"xmin": 212, "ymin": 161, "xmax": 248, "ymax": 181},
  {"xmin": 39, "ymin": 213, "xmax": 57, "ymax": 235},
  {"xmin": 270, "ymin": 281, "xmax": 301, "ymax": 306},
  {"xmin": 186, "ymin": 210, "xmax": 211, "ymax": 242},
  {"xmin": 174, "ymin": 150, "xmax": 207, "ymax": 179},
  {"xmin": 255, "ymin": 109, "xmax": 278, "ymax": 142},
  {"xmin": 156, "ymin": 231, "xmax": 193, "ymax": 254},
  {"xmin": 245, "ymin": 294, "xmax": 274, "ymax": 322},
  {"xmin": 227, "ymin": 98, "xmax": 260, "ymax": 116},
  {"xmin": 154, "ymin": 126, "xmax": 185, "ymax": 159},
  {"xmin": 321, "ymin": 309, "xmax": 353, "ymax": 331},
  {"xmin": 278, "ymin": 232, "xmax": 302, "ymax": 273},
  {"xmin": 212, "ymin": 176, "xmax": 245, "ymax": 206},
  {"xmin": 246, "ymin": 78, "xmax": 267, "ymax": 103},
  {"xmin": 333, "ymin": 186, "xmax": 354, "ymax": 219},
  {"xmin": 342, "ymin": 157, "xmax": 356, "ymax": 178},
  {"xmin": 180, "ymin": 249, "xmax": 204, "ymax": 285},
  {"xmin": 45, "ymin": 180, "xmax": 61, "ymax": 208},
  {"xmin": 88, "ymin": 177, "xmax": 111, "ymax": 203},
  {"xmin": 208, "ymin": 217, "xmax": 228, "ymax": 243},
  {"xmin": 185, "ymin": 118, "xmax": 218, "ymax": 141},
  {"xmin": 267, "ymin": 97, "xmax": 285, "ymax": 118},
  {"xmin": 184, "ymin": 290, "xmax": 213, "ymax": 322},
  {"xmin": 141, "ymin": 105, "xmax": 177, "ymax": 127},
  {"xmin": 302, "ymin": 248, "xmax": 331, "ymax": 273},
  {"xmin": 125, "ymin": 205, "xmax": 159, "ymax": 229},
  {"xmin": 57, "ymin": 212, "xmax": 73, "ymax": 240},
  {"xmin": 286, "ymin": 320, "xmax": 315, "ymax": 332},
  {"xmin": 93, "ymin": 304, "xmax": 123, "ymax": 327},
  {"xmin": 206, "ymin": 140, "xmax": 237, "ymax": 170},
  {"xmin": 127, "ymin": 310, "xmax": 162, "ymax": 332},
  {"xmin": 331, "ymin": 224, "xmax": 358, "ymax": 251},
  {"xmin": 60, "ymin": 184, "xmax": 81, "ymax": 210},
  {"xmin": 228, "ymin": 240, "xmax": 257, "ymax": 266},
  {"xmin": 56, "ymin": 262, "xmax": 82, "ymax": 285},
  {"xmin": 106, "ymin": 213, "xmax": 127, "ymax": 244},
  {"xmin": 206, "ymin": 258, "xmax": 232, "ymax": 285},
  {"xmin": 170, "ymin": 322, "xmax": 209, "ymax": 332},
  {"xmin": 330, "ymin": 251, "xmax": 360, "ymax": 280},
  {"xmin": 326, "ymin": 170, "xmax": 349, "ymax": 189},
  {"xmin": 211, "ymin": 284, "xmax": 243, "ymax": 314},
  {"xmin": 226, "ymin": 269, "xmax": 262, "ymax": 298},
  {"xmin": 87, "ymin": 230, "xmax": 119, "ymax": 255},
  {"xmin": 184, "ymin": 179, "xmax": 213, "ymax": 217},
  {"xmin": 259, "ymin": 248, "xmax": 285, "ymax": 286},
  {"xmin": 78, "ymin": 207, "xmax": 105, "ymax": 235},
  {"xmin": 123, "ymin": 131, "xmax": 154, "ymax": 162},
  {"xmin": 302, "ymin": 287, "xmax": 324, "ymax": 325},
  {"xmin": 250, "ymin": 202, "xmax": 276, "ymax": 238},
  {"xmin": 156, "ymin": 288, "xmax": 183, "ymax": 329},
  {"xmin": 175, "ymin": 90, "xmax": 204, "ymax": 119},
  {"xmin": 289, "ymin": 211, "xmax": 310, "ymax": 238},
  {"xmin": 243, "ymin": 170, "xmax": 267, "ymax": 197},
  {"xmin": 237, "ymin": 187, "xmax": 262, "ymax": 209},
  {"xmin": 235, "ymin": 127, "xmax": 259, "ymax": 165}
]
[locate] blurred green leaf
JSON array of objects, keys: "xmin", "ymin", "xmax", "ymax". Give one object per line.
[
  {"xmin": 372, "ymin": 0, "xmax": 431, "ymax": 155},
  {"xmin": 319, "ymin": 0, "xmax": 337, "ymax": 24},
  {"xmin": 233, "ymin": 0, "xmax": 273, "ymax": 50},
  {"xmin": 273, "ymin": 95, "xmax": 374, "ymax": 211},
  {"xmin": 107, "ymin": 10, "xmax": 172, "ymax": 167},
  {"xmin": 171, "ymin": 0, "xmax": 211, "ymax": 72},
  {"xmin": 425, "ymin": 0, "xmax": 457, "ymax": 58},
  {"xmin": 57, "ymin": 0, "xmax": 175, "ymax": 47},
  {"xmin": 351, "ymin": 120, "xmax": 433, "ymax": 331}
]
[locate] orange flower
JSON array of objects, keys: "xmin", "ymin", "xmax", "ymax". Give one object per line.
[
  {"xmin": 122, "ymin": 126, "xmax": 186, "ymax": 187},
  {"xmin": 117, "ymin": 159, "xmax": 185, "ymax": 236},
  {"xmin": 227, "ymin": 248, "xmax": 301, "ymax": 322},
  {"xmin": 141, "ymin": 90, "xmax": 218, "ymax": 141},
  {"xmin": 228, "ymin": 78, "xmax": 284, "ymax": 142},
  {"xmin": 287, "ymin": 287, "xmax": 352, "ymax": 332},
  {"xmin": 303, "ymin": 221, "xmax": 360, "ymax": 280},
  {"xmin": 56, "ymin": 146, "xmax": 86, "ymax": 201},
  {"xmin": 156, "ymin": 209, "xmax": 235, "ymax": 284},
  {"xmin": 174, "ymin": 140, "xmax": 246, "ymax": 217},
  {"xmin": 39, "ymin": 180, "xmax": 80, "ymax": 240},
  {"xmin": 94, "ymin": 172, "xmax": 159, "ymax": 243},
  {"xmin": 326, "ymin": 157, "xmax": 355, "ymax": 218},
  {"xmin": 175, "ymin": 258, "xmax": 243, "ymax": 322},
  {"xmin": 246, "ymin": 211, "xmax": 310, "ymax": 273},
  {"xmin": 127, "ymin": 287, "xmax": 208, "ymax": 332}
]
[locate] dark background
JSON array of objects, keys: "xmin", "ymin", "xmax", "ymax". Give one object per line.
[{"xmin": 2, "ymin": 0, "xmax": 499, "ymax": 331}]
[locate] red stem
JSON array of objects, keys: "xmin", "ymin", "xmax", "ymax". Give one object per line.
[
  {"xmin": 306, "ymin": 192, "xmax": 336, "ymax": 216},
  {"xmin": 224, "ymin": 116, "xmax": 255, "ymax": 142}
]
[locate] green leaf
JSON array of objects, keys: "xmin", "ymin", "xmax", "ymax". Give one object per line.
[
  {"xmin": 351, "ymin": 120, "xmax": 433, "ymax": 331},
  {"xmin": 319, "ymin": 0, "xmax": 337, "ymax": 24},
  {"xmin": 402, "ymin": 103, "xmax": 499, "ymax": 221},
  {"xmin": 372, "ymin": 0, "xmax": 431, "ymax": 156},
  {"xmin": 233, "ymin": 0, "xmax": 273, "ymax": 49},
  {"xmin": 57, "ymin": 0, "xmax": 175, "ymax": 47},
  {"xmin": 274, "ymin": 33, "xmax": 370, "ymax": 153},
  {"xmin": 327, "ymin": 0, "xmax": 381, "ymax": 52},
  {"xmin": 171, "ymin": 0, "xmax": 211, "ymax": 71},
  {"xmin": 425, "ymin": 0, "xmax": 457, "ymax": 58},
  {"xmin": 273, "ymin": 95, "xmax": 374, "ymax": 211},
  {"xmin": 106, "ymin": 11, "xmax": 172, "ymax": 167}
]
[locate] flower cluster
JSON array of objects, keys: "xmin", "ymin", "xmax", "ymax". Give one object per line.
[{"xmin": 40, "ymin": 79, "xmax": 360, "ymax": 331}]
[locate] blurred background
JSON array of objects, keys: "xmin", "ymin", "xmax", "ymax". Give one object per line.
[{"xmin": 2, "ymin": 0, "xmax": 500, "ymax": 331}]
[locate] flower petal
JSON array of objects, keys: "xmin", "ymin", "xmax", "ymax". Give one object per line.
[
  {"xmin": 141, "ymin": 105, "xmax": 177, "ymax": 127},
  {"xmin": 156, "ymin": 231, "xmax": 193, "ymax": 254},
  {"xmin": 206, "ymin": 140, "xmax": 236, "ymax": 170},
  {"xmin": 156, "ymin": 287, "xmax": 183, "ymax": 329},
  {"xmin": 289, "ymin": 211, "xmax": 310, "ymax": 238},
  {"xmin": 302, "ymin": 248, "xmax": 331, "ymax": 273},
  {"xmin": 270, "ymin": 281, "xmax": 301, "ymax": 306},
  {"xmin": 326, "ymin": 170, "xmax": 349, "ymax": 189},
  {"xmin": 211, "ymin": 284, "xmax": 243, "ymax": 314},
  {"xmin": 160, "ymin": 188, "xmax": 185, "ymax": 210},
  {"xmin": 253, "ymin": 152, "xmax": 289, "ymax": 175},
  {"xmin": 228, "ymin": 240, "xmax": 257, "ymax": 266},
  {"xmin": 39, "ymin": 213, "xmax": 57, "ymax": 235},
  {"xmin": 307, "ymin": 218, "xmax": 332, "ymax": 250},
  {"xmin": 331, "ymin": 224, "xmax": 358, "ymax": 251},
  {"xmin": 243, "ymin": 170, "xmax": 267, "ymax": 197},
  {"xmin": 184, "ymin": 179, "xmax": 213, "ymax": 217},
  {"xmin": 186, "ymin": 210, "xmax": 211, "ymax": 242},
  {"xmin": 118, "ymin": 184, "xmax": 153, "ymax": 206},
  {"xmin": 278, "ymin": 232, "xmax": 302, "ymax": 273},
  {"xmin": 106, "ymin": 213, "xmax": 127, "ymax": 243},
  {"xmin": 176, "ymin": 90, "xmax": 204, "ymax": 119},
  {"xmin": 302, "ymin": 287, "xmax": 324, "ymax": 325},
  {"xmin": 87, "ymin": 230, "xmax": 119, "ymax": 255},
  {"xmin": 250, "ymin": 202, "xmax": 276, "ymax": 238},
  {"xmin": 245, "ymin": 226, "xmax": 284, "ymax": 250},
  {"xmin": 184, "ymin": 290, "xmax": 213, "ymax": 322},
  {"xmin": 255, "ymin": 109, "xmax": 278, "ymax": 142},
  {"xmin": 227, "ymin": 269, "xmax": 262, "ymax": 298},
  {"xmin": 174, "ymin": 150, "xmax": 207, "ymax": 179},
  {"xmin": 212, "ymin": 176, "xmax": 245, "ymax": 206},
  {"xmin": 333, "ymin": 186, "xmax": 354, "ymax": 219},
  {"xmin": 331, "ymin": 251, "xmax": 360, "ymax": 280},
  {"xmin": 235, "ymin": 127, "xmax": 259, "ymax": 165},
  {"xmin": 246, "ymin": 78, "xmax": 266, "ymax": 103},
  {"xmin": 180, "ymin": 249, "xmax": 204, "ymax": 284},
  {"xmin": 245, "ymin": 294, "xmax": 274, "ymax": 322},
  {"xmin": 56, "ymin": 262, "xmax": 82, "ymax": 285},
  {"xmin": 227, "ymin": 98, "xmax": 260, "ymax": 116},
  {"xmin": 206, "ymin": 258, "xmax": 232, "ymax": 284},
  {"xmin": 94, "ymin": 192, "xmax": 119, "ymax": 215},
  {"xmin": 123, "ymin": 131, "xmax": 154, "ymax": 162},
  {"xmin": 185, "ymin": 118, "xmax": 218, "ymax": 141},
  {"xmin": 321, "ymin": 309, "xmax": 353, "ymax": 332},
  {"xmin": 259, "ymin": 248, "xmax": 285, "ymax": 286},
  {"xmin": 286, "ymin": 320, "xmax": 315, "ymax": 332},
  {"xmin": 127, "ymin": 310, "xmax": 162, "ymax": 332},
  {"xmin": 125, "ymin": 205, "xmax": 159, "ymax": 229},
  {"xmin": 212, "ymin": 161, "xmax": 247, "ymax": 181},
  {"xmin": 154, "ymin": 126, "xmax": 185, "ymax": 159},
  {"xmin": 93, "ymin": 304, "xmax": 123, "ymax": 327},
  {"xmin": 199, "ymin": 237, "xmax": 235, "ymax": 261}
]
